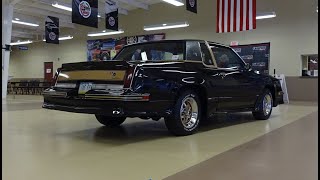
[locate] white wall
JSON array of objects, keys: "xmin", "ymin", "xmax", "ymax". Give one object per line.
[{"xmin": 9, "ymin": 0, "xmax": 318, "ymax": 78}]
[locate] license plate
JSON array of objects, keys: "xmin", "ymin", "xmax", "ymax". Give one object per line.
[{"xmin": 78, "ymin": 82, "xmax": 93, "ymax": 94}]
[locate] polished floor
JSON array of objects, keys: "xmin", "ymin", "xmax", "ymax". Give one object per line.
[{"xmin": 2, "ymin": 95, "xmax": 318, "ymax": 180}]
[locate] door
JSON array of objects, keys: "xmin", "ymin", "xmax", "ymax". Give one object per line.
[
  {"xmin": 209, "ymin": 45, "xmax": 259, "ymax": 110},
  {"xmin": 44, "ymin": 62, "xmax": 53, "ymax": 82}
]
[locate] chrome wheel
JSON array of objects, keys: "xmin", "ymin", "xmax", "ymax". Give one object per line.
[
  {"xmin": 180, "ymin": 97, "xmax": 199, "ymax": 129},
  {"xmin": 263, "ymin": 94, "xmax": 272, "ymax": 116}
]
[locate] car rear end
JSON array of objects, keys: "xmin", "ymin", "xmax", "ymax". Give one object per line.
[{"xmin": 42, "ymin": 61, "xmax": 171, "ymax": 118}]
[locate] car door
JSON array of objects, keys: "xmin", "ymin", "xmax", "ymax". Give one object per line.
[{"xmin": 208, "ymin": 45, "xmax": 260, "ymax": 110}]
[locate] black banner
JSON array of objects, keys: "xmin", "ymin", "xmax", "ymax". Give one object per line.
[
  {"xmin": 232, "ymin": 43, "xmax": 271, "ymax": 75},
  {"xmin": 45, "ymin": 16, "xmax": 59, "ymax": 44},
  {"xmin": 72, "ymin": 0, "xmax": 98, "ymax": 28},
  {"xmin": 186, "ymin": 0, "xmax": 197, "ymax": 13},
  {"xmin": 105, "ymin": 0, "xmax": 118, "ymax": 31}
]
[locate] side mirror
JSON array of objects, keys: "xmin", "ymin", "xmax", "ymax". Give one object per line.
[{"xmin": 244, "ymin": 63, "xmax": 252, "ymax": 71}]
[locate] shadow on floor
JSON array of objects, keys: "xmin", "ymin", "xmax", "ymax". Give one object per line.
[{"xmin": 62, "ymin": 112, "xmax": 263, "ymax": 145}]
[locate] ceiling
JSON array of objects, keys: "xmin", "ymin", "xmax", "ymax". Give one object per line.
[{"xmin": 11, "ymin": 0, "xmax": 163, "ymax": 42}]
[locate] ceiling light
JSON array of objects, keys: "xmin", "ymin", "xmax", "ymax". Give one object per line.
[
  {"xmin": 161, "ymin": 0, "xmax": 184, "ymax": 6},
  {"xmin": 59, "ymin": 35, "xmax": 73, "ymax": 40},
  {"xmin": 12, "ymin": 20, "xmax": 39, "ymax": 27},
  {"xmin": 42, "ymin": 35, "xmax": 73, "ymax": 41},
  {"xmin": 97, "ymin": 14, "xmax": 101, "ymax": 18},
  {"xmin": 14, "ymin": 18, "xmax": 20, "ymax": 21},
  {"xmin": 87, "ymin": 30, "xmax": 124, "ymax": 37},
  {"xmin": 144, "ymin": 22, "xmax": 189, "ymax": 31},
  {"xmin": 256, "ymin": 12, "xmax": 276, "ymax": 20},
  {"xmin": 52, "ymin": 1, "xmax": 72, "ymax": 11},
  {"xmin": 10, "ymin": 40, "xmax": 33, "ymax": 46}
]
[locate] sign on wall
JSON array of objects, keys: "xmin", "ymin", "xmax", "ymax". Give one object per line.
[
  {"xmin": 87, "ymin": 33, "xmax": 166, "ymax": 61},
  {"xmin": 45, "ymin": 16, "xmax": 59, "ymax": 44},
  {"xmin": 186, "ymin": 0, "xmax": 197, "ymax": 14},
  {"xmin": 231, "ymin": 42, "xmax": 270, "ymax": 75},
  {"xmin": 105, "ymin": 0, "xmax": 119, "ymax": 31},
  {"xmin": 72, "ymin": 0, "xmax": 98, "ymax": 28}
]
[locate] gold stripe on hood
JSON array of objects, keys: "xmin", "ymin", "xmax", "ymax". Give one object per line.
[{"xmin": 57, "ymin": 70, "xmax": 126, "ymax": 81}]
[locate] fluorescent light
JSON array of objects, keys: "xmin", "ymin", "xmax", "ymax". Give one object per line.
[
  {"xmin": 14, "ymin": 18, "xmax": 20, "ymax": 20},
  {"xmin": 97, "ymin": 14, "xmax": 101, "ymax": 18},
  {"xmin": 12, "ymin": 20, "xmax": 39, "ymax": 27},
  {"xmin": 42, "ymin": 35, "xmax": 73, "ymax": 41},
  {"xmin": 161, "ymin": 0, "xmax": 184, "ymax": 6},
  {"xmin": 59, "ymin": 35, "xmax": 73, "ymax": 40},
  {"xmin": 52, "ymin": 1, "xmax": 72, "ymax": 11},
  {"xmin": 256, "ymin": 12, "xmax": 276, "ymax": 20},
  {"xmin": 87, "ymin": 30, "xmax": 124, "ymax": 37},
  {"xmin": 144, "ymin": 22, "xmax": 189, "ymax": 31},
  {"xmin": 10, "ymin": 40, "xmax": 33, "ymax": 46}
]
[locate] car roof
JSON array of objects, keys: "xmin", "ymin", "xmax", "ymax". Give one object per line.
[{"xmin": 122, "ymin": 39, "xmax": 229, "ymax": 48}]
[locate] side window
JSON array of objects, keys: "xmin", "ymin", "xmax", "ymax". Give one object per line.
[
  {"xmin": 200, "ymin": 43, "xmax": 214, "ymax": 65},
  {"xmin": 211, "ymin": 46, "xmax": 244, "ymax": 68},
  {"xmin": 186, "ymin": 41, "xmax": 202, "ymax": 61}
]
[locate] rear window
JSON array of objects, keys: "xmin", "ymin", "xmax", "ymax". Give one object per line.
[{"xmin": 113, "ymin": 42, "xmax": 185, "ymax": 61}]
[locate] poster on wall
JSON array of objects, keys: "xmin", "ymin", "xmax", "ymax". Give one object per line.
[
  {"xmin": 186, "ymin": 0, "xmax": 197, "ymax": 13},
  {"xmin": 45, "ymin": 16, "xmax": 59, "ymax": 44},
  {"xmin": 105, "ymin": 0, "xmax": 118, "ymax": 31},
  {"xmin": 231, "ymin": 43, "xmax": 270, "ymax": 75},
  {"xmin": 87, "ymin": 33, "xmax": 166, "ymax": 61},
  {"xmin": 72, "ymin": 0, "xmax": 98, "ymax": 28}
]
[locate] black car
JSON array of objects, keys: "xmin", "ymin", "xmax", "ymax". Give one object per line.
[{"xmin": 43, "ymin": 40, "xmax": 283, "ymax": 136}]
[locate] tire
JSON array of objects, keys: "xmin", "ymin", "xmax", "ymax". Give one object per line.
[
  {"xmin": 95, "ymin": 115, "xmax": 126, "ymax": 127},
  {"xmin": 165, "ymin": 90, "xmax": 201, "ymax": 136},
  {"xmin": 252, "ymin": 89, "xmax": 273, "ymax": 120}
]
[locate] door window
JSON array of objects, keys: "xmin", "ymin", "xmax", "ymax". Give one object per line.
[
  {"xmin": 186, "ymin": 41, "xmax": 202, "ymax": 61},
  {"xmin": 211, "ymin": 46, "xmax": 245, "ymax": 69}
]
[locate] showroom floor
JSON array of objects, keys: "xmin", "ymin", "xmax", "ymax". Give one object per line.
[{"xmin": 2, "ymin": 95, "xmax": 318, "ymax": 180}]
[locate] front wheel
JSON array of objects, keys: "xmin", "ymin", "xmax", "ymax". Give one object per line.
[
  {"xmin": 165, "ymin": 91, "xmax": 201, "ymax": 136},
  {"xmin": 252, "ymin": 89, "xmax": 273, "ymax": 120},
  {"xmin": 95, "ymin": 115, "xmax": 126, "ymax": 127}
]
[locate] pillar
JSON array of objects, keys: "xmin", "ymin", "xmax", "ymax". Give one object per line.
[{"xmin": 2, "ymin": 0, "xmax": 13, "ymax": 99}]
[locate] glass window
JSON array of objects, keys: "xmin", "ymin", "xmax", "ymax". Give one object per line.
[
  {"xmin": 200, "ymin": 43, "xmax": 214, "ymax": 65},
  {"xmin": 211, "ymin": 46, "xmax": 245, "ymax": 68},
  {"xmin": 186, "ymin": 41, "xmax": 202, "ymax": 61},
  {"xmin": 114, "ymin": 42, "xmax": 185, "ymax": 61}
]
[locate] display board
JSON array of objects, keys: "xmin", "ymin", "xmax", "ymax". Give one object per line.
[
  {"xmin": 231, "ymin": 43, "xmax": 270, "ymax": 75},
  {"xmin": 87, "ymin": 33, "xmax": 166, "ymax": 61}
]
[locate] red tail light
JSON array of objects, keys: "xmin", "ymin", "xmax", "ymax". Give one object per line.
[{"xmin": 123, "ymin": 66, "xmax": 135, "ymax": 89}]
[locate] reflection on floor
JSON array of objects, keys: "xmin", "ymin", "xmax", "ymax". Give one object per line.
[{"xmin": 2, "ymin": 95, "xmax": 318, "ymax": 180}]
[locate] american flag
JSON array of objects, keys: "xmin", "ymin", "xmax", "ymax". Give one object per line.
[{"xmin": 217, "ymin": 0, "xmax": 256, "ymax": 33}]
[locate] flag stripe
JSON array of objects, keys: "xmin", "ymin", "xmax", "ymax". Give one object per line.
[
  {"xmin": 233, "ymin": 0, "xmax": 237, "ymax": 32},
  {"xmin": 221, "ymin": 0, "xmax": 225, "ymax": 33},
  {"xmin": 230, "ymin": 0, "xmax": 234, "ymax": 32},
  {"xmin": 236, "ymin": 0, "xmax": 240, "ymax": 31},
  {"xmin": 246, "ymin": 0, "xmax": 250, "ymax": 30},
  {"xmin": 227, "ymin": 0, "xmax": 231, "ymax": 32},
  {"xmin": 217, "ymin": 0, "xmax": 220, "ymax": 33},
  {"xmin": 242, "ymin": 0, "xmax": 246, "ymax": 31},
  {"xmin": 239, "ymin": 0, "xmax": 243, "ymax": 31},
  {"xmin": 248, "ymin": 0, "xmax": 253, "ymax": 29},
  {"xmin": 224, "ymin": 0, "xmax": 228, "ymax": 33},
  {"xmin": 253, "ymin": 0, "xmax": 256, "ymax": 29}
]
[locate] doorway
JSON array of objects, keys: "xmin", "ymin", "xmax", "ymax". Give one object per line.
[{"xmin": 44, "ymin": 62, "xmax": 53, "ymax": 82}]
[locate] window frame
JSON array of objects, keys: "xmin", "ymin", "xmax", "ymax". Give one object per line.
[{"xmin": 209, "ymin": 44, "xmax": 247, "ymax": 70}]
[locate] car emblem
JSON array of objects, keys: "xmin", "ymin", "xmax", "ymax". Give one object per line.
[{"xmin": 110, "ymin": 72, "xmax": 116, "ymax": 78}]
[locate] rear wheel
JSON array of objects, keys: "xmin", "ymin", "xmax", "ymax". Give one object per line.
[
  {"xmin": 95, "ymin": 115, "xmax": 126, "ymax": 127},
  {"xmin": 252, "ymin": 89, "xmax": 273, "ymax": 120},
  {"xmin": 165, "ymin": 90, "xmax": 201, "ymax": 136}
]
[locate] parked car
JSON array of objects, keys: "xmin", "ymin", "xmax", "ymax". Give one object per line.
[{"xmin": 43, "ymin": 40, "xmax": 283, "ymax": 136}]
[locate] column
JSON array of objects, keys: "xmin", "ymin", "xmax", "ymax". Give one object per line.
[{"xmin": 2, "ymin": 0, "xmax": 13, "ymax": 99}]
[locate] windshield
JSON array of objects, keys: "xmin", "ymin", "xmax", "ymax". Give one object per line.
[{"xmin": 113, "ymin": 42, "xmax": 185, "ymax": 61}]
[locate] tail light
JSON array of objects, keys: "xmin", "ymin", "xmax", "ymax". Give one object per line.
[
  {"xmin": 123, "ymin": 66, "xmax": 136, "ymax": 89},
  {"xmin": 52, "ymin": 68, "xmax": 61, "ymax": 86}
]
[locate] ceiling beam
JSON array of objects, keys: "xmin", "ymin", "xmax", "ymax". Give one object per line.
[{"xmin": 11, "ymin": 32, "xmax": 34, "ymax": 39}]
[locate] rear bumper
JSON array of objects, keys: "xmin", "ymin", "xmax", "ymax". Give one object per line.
[{"xmin": 42, "ymin": 89, "xmax": 173, "ymax": 117}]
